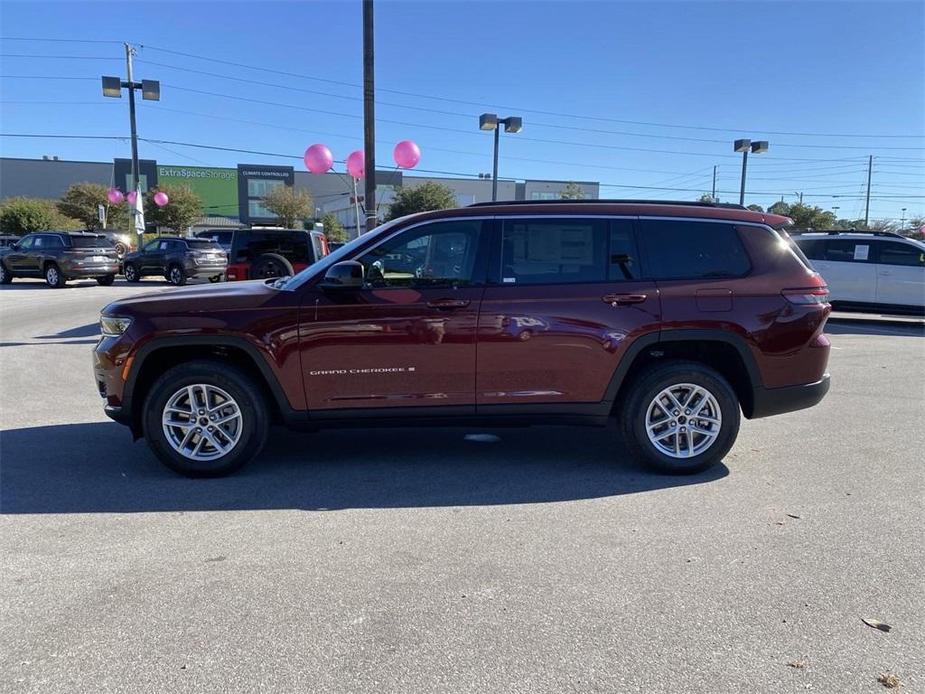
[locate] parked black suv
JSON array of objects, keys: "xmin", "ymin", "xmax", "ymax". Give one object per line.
[
  {"xmin": 122, "ymin": 237, "xmax": 228, "ymax": 286},
  {"xmin": 0, "ymin": 231, "xmax": 120, "ymax": 287},
  {"xmin": 195, "ymin": 227, "xmax": 329, "ymax": 281}
]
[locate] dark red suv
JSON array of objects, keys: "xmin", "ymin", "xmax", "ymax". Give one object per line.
[{"xmin": 93, "ymin": 201, "xmax": 831, "ymax": 477}]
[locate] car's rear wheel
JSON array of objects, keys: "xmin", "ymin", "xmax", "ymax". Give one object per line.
[
  {"xmin": 251, "ymin": 253, "xmax": 294, "ymax": 279},
  {"xmin": 167, "ymin": 264, "xmax": 186, "ymax": 286},
  {"xmin": 620, "ymin": 360, "xmax": 740, "ymax": 474},
  {"xmin": 124, "ymin": 263, "xmax": 141, "ymax": 283},
  {"xmin": 143, "ymin": 361, "xmax": 270, "ymax": 477},
  {"xmin": 96, "ymin": 274, "xmax": 115, "ymax": 286},
  {"xmin": 0, "ymin": 261, "xmax": 12, "ymax": 284},
  {"xmin": 45, "ymin": 263, "xmax": 66, "ymax": 288},
  {"xmin": 208, "ymin": 273, "xmax": 224, "ymax": 283}
]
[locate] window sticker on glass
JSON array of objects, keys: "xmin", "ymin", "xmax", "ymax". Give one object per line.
[
  {"xmin": 854, "ymin": 244, "xmax": 869, "ymax": 261},
  {"xmin": 503, "ymin": 277, "xmax": 517, "ymax": 283}
]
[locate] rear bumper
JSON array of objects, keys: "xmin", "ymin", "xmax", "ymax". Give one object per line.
[
  {"xmin": 749, "ymin": 374, "xmax": 830, "ymax": 419},
  {"xmin": 64, "ymin": 263, "xmax": 120, "ymax": 278},
  {"xmin": 185, "ymin": 265, "xmax": 227, "ymax": 278}
]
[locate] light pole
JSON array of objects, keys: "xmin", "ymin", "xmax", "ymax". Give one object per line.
[
  {"xmin": 900, "ymin": 207, "xmax": 907, "ymax": 232},
  {"xmin": 480, "ymin": 113, "xmax": 522, "ymax": 201},
  {"xmin": 734, "ymin": 139, "xmax": 768, "ymax": 206},
  {"xmin": 831, "ymin": 206, "xmax": 840, "ymax": 221},
  {"xmin": 102, "ymin": 44, "xmax": 160, "ymax": 196}
]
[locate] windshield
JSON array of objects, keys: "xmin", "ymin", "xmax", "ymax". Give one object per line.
[{"xmin": 280, "ymin": 217, "xmax": 407, "ymax": 290}]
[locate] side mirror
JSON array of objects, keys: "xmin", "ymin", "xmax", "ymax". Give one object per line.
[{"xmin": 321, "ymin": 260, "xmax": 364, "ymax": 289}]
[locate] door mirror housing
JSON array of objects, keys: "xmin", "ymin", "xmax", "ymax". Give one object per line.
[{"xmin": 321, "ymin": 260, "xmax": 364, "ymax": 289}]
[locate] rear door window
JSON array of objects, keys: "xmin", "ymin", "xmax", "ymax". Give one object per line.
[
  {"xmin": 637, "ymin": 220, "xmax": 751, "ymax": 280},
  {"xmin": 821, "ymin": 239, "xmax": 872, "ymax": 263}
]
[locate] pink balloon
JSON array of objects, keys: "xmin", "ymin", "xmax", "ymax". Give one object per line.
[
  {"xmin": 393, "ymin": 140, "xmax": 421, "ymax": 169},
  {"xmin": 304, "ymin": 144, "xmax": 334, "ymax": 174},
  {"xmin": 346, "ymin": 150, "xmax": 365, "ymax": 179},
  {"xmin": 125, "ymin": 191, "xmax": 137, "ymax": 205},
  {"xmin": 107, "ymin": 188, "xmax": 124, "ymax": 205},
  {"xmin": 153, "ymin": 191, "xmax": 169, "ymax": 207}
]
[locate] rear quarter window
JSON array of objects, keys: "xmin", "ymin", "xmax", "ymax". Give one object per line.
[{"xmin": 637, "ymin": 220, "xmax": 750, "ymax": 280}]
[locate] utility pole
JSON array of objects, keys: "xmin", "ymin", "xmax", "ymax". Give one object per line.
[
  {"xmin": 738, "ymin": 149, "xmax": 748, "ymax": 206},
  {"xmin": 711, "ymin": 165, "xmax": 717, "ymax": 201},
  {"xmin": 362, "ymin": 0, "xmax": 376, "ymax": 233},
  {"xmin": 864, "ymin": 154, "xmax": 873, "ymax": 227},
  {"xmin": 125, "ymin": 43, "xmax": 140, "ymax": 195}
]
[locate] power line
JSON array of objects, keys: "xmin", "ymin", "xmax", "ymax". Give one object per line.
[
  {"xmin": 0, "ymin": 54, "xmax": 118, "ymax": 60},
  {"xmin": 0, "ymin": 37, "xmax": 124, "ymax": 44},
  {"xmin": 135, "ymin": 43, "xmax": 924, "ymax": 140}
]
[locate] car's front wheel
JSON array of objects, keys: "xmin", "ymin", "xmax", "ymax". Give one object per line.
[
  {"xmin": 620, "ymin": 360, "xmax": 740, "ymax": 474},
  {"xmin": 143, "ymin": 361, "xmax": 270, "ymax": 477},
  {"xmin": 45, "ymin": 263, "xmax": 66, "ymax": 288}
]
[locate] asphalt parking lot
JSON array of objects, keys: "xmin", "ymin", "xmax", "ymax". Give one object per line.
[{"xmin": 1, "ymin": 279, "xmax": 922, "ymax": 693}]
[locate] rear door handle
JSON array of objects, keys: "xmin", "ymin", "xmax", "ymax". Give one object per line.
[
  {"xmin": 427, "ymin": 298, "xmax": 471, "ymax": 310},
  {"xmin": 602, "ymin": 293, "xmax": 647, "ymax": 306}
]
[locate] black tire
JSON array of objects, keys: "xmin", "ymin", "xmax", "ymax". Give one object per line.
[
  {"xmin": 45, "ymin": 262, "xmax": 66, "ymax": 288},
  {"xmin": 250, "ymin": 253, "xmax": 294, "ymax": 280},
  {"xmin": 113, "ymin": 241, "xmax": 128, "ymax": 258},
  {"xmin": 619, "ymin": 360, "xmax": 740, "ymax": 475},
  {"xmin": 208, "ymin": 273, "xmax": 224, "ymax": 283},
  {"xmin": 0, "ymin": 261, "xmax": 12, "ymax": 284},
  {"xmin": 167, "ymin": 264, "xmax": 187, "ymax": 286},
  {"xmin": 96, "ymin": 274, "xmax": 116, "ymax": 286},
  {"xmin": 142, "ymin": 360, "xmax": 270, "ymax": 478},
  {"xmin": 124, "ymin": 263, "xmax": 141, "ymax": 283}
]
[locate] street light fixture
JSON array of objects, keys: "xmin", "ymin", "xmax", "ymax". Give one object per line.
[
  {"xmin": 102, "ymin": 43, "xmax": 160, "ymax": 205},
  {"xmin": 901, "ymin": 207, "xmax": 907, "ymax": 232},
  {"xmin": 734, "ymin": 138, "xmax": 769, "ymax": 206},
  {"xmin": 480, "ymin": 113, "xmax": 522, "ymax": 201}
]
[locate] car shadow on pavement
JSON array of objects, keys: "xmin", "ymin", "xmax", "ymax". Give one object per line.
[
  {"xmin": 0, "ymin": 422, "xmax": 727, "ymax": 514},
  {"xmin": 35, "ymin": 323, "xmax": 100, "ymax": 339}
]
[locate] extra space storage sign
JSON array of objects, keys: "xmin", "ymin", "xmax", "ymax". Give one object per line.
[{"xmin": 157, "ymin": 166, "xmax": 239, "ymax": 217}]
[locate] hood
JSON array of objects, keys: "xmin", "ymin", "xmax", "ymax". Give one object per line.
[{"xmin": 103, "ymin": 279, "xmax": 282, "ymax": 317}]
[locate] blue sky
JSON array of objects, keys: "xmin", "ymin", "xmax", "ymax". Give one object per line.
[{"xmin": 1, "ymin": 0, "xmax": 922, "ymax": 221}]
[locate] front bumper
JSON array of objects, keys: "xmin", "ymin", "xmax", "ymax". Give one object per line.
[{"xmin": 749, "ymin": 374, "xmax": 831, "ymax": 419}]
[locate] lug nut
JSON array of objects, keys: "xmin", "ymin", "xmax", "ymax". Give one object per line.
[
  {"xmin": 673, "ymin": 410, "xmax": 680, "ymax": 416},
  {"xmin": 685, "ymin": 409, "xmax": 691, "ymax": 415},
  {"xmin": 195, "ymin": 428, "xmax": 202, "ymax": 433},
  {"xmin": 208, "ymin": 426, "xmax": 214, "ymax": 432}
]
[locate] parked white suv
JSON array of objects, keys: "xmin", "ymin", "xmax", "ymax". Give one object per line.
[{"xmin": 793, "ymin": 231, "xmax": 925, "ymax": 312}]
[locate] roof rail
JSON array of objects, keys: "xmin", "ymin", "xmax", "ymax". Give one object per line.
[
  {"xmin": 789, "ymin": 228, "xmax": 905, "ymax": 239},
  {"xmin": 468, "ymin": 199, "xmax": 747, "ymax": 210}
]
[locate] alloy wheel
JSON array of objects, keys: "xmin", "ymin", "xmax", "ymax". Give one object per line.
[
  {"xmin": 161, "ymin": 384, "xmax": 243, "ymax": 461},
  {"xmin": 645, "ymin": 383, "xmax": 722, "ymax": 459}
]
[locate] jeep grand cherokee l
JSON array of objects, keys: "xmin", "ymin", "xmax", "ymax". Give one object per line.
[
  {"xmin": 0, "ymin": 231, "xmax": 120, "ymax": 287},
  {"xmin": 122, "ymin": 236, "xmax": 227, "ymax": 285},
  {"xmin": 94, "ymin": 200, "xmax": 831, "ymax": 478}
]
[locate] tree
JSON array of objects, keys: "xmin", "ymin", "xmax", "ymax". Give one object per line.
[
  {"xmin": 746, "ymin": 204, "xmax": 764, "ymax": 213},
  {"xmin": 1, "ymin": 197, "xmax": 78, "ymax": 234},
  {"xmin": 699, "ymin": 194, "xmax": 716, "ymax": 203},
  {"xmin": 560, "ymin": 182, "xmax": 586, "ymax": 200},
  {"xmin": 57, "ymin": 182, "xmax": 128, "ymax": 231},
  {"xmin": 145, "ymin": 185, "xmax": 202, "ymax": 232},
  {"xmin": 386, "ymin": 181, "xmax": 457, "ymax": 221},
  {"xmin": 765, "ymin": 201, "xmax": 836, "ymax": 229},
  {"xmin": 320, "ymin": 213, "xmax": 347, "ymax": 243},
  {"xmin": 262, "ymin": 186, "xmax": 312, "ymax": 228},
  {"xmin": 768, "ymin": 201, "xmax": 790, "ymax": 216}
]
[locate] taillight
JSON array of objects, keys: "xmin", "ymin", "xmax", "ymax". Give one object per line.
[{"xmin": 782, "ymin": 287, "xmax": 830, "ymax": 305}]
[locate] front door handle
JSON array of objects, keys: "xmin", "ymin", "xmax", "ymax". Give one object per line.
[
  {"xmin": 602, "ymin": 293, "xmax": 647, "ymax": 306},
  {"xmin": 427, "ymin": 298, "xmax": 471, "ymax": 310}
]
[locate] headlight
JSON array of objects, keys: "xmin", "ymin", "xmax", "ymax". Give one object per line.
[{"xmin": 100, "ymin": 315, "xmax": 132, "ymax": 337}]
